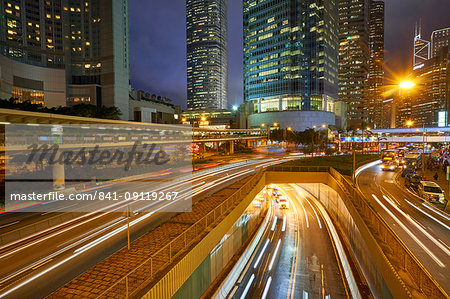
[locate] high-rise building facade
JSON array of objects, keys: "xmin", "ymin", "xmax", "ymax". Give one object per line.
[
  {"xmin": 413, "ymin": 23, "xmax": 430, "ymax": 70},
  {"xmin": 243, "ymin": 0, "xmax": 339, "ymax": 131},
  {"xmin": 367, "ymin": 0, "xmax": 384, "ymax": 128},
  {"xmin": 0, "ymin": 0, "xmax": 130, "ymax": 119},
  {"xmin": 186, "ymin": 0, "xmax": 228, "ymax": 111},
  {"xmin": 392, "ymin": 25, "xmax": 450, "ymax": 128},
  {"xmin": 338, "ymin": 0, "xmax": 370, "ymax": 129},
  {"xmin": 431, "ymin": 27, "xmax": 450, "ymax": 58}
]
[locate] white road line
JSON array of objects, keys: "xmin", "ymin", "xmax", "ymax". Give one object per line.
[
  {"xmin": 254, "ymin": 239, "xmax": 270, "ymax": 269},
  {"xmin": 282, "ymin": 215, "xmax": 286, "ymax": 232},
  {"xmin": 261, "ymin": 276, "xmax": 272, "ymax": 299},
  {"xmin": 295, "ymin": 187, "xmax": 322, "ymax": 229},
  {"xmin": 297, "ymin": 196, "xmax": 309, "ymax": 228},
  {"xmin": 240, "ymin": 274, "xmax": 255, "ymax": 299},
  {"xmin": 268, "ymin": 239, "xmax": 281, "ymax": 271},
  {"xmin": 271, "ymin": 216, "xmax": 278, "ymax": 231}
]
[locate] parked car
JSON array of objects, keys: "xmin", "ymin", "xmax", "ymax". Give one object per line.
[
  {"xmin": 401, "ymin": 166, "xmax": 415, "ymax": 177},
  {"xmin": 405, "ymin": 174, "xmax": 422, "ymax": 191},
  {"xmin": 418, "ymin": 181, "xmax": 445, "ymax": 204}
]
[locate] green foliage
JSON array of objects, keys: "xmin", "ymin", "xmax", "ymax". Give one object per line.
[{"xmin": 0, "ymin": 98, "xmax": 122, "ymax": 120}]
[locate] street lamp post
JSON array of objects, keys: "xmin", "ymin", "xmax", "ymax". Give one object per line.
[
  {"xmin": 422, "ymin": 123, "xmax": 426, "ymax": 177},
  {"xmin": 312, "ymin": 125, "xmax": 317, "ymax": 155}
]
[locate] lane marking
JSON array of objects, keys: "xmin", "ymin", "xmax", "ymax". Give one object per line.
[
  {"xmin": 297, "ymin": 196, "xmax": 309, "ymax": 228},
  {"xmin": 268, "ymin": 239, "xmax": 281, "ymax": 271},
  {"xmin": 271, "ymin": 216, "xmax": 278, "ymax": 231},
  {"xmin": 239, "ymin": 273, "xmax": 254, "ymax": 299},
  {"xmin": 254, "ymin": 239, "xmax": 270, "ymax": 269},
  {"xmin": 282, "ymin": 215, "xmax": 286, "ymax": 232},
  {"xmin": 261, "ymin": 276, "xmax": 272, "ymax": 299}
]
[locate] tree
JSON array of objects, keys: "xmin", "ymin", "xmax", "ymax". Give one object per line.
[{"xmin": 0, "ymin": 98, "xmax": 122, "ymax": 120}]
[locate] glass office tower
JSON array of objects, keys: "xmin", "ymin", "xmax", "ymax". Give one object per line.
[
  {"xmin": 186, "ymin": 0, "xmax": 228, "ymax": 110},
  {"xmin": 243, "ymin": 0, "xmax": 339, "ymax": 131}
]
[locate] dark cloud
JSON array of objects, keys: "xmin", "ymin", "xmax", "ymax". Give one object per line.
[{"xmin": 130, "ymin": 0, "xmax": 450, "ymax": 109}]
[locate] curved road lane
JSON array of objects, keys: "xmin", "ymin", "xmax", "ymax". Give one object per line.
[
  {"xmin": 357, "ymin": 163, "xmax": 450, "ymax": 295},
  {"xmin": 230, "ymin": 184, "xmax": 351, "ymax": 299}
]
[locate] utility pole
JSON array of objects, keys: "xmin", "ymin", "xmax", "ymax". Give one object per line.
[
  {"xmin": 422, "ymin": 123, "xmax": 425, "ymax": 177},
  {"xmin": 127, "ymin": 205, "xmax": 130, "ymax": 250}
]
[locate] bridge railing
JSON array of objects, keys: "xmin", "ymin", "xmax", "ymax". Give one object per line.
[{"xmin": 267, "ymin": 165, "xmax": 447, "ymax": 298}]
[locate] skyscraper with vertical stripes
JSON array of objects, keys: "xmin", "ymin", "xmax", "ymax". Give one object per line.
[
  {"xmin": 243, "ymin": 0, "xmax": 339, "ymax": 131},
  {"xmin": 186, "ymin": 0, "xmax": 228, "ymax": 110}
]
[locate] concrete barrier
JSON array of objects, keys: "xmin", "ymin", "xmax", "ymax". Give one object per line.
[{"xmin": 0, "ymin": 212, "xmax": 80, "ymax": 248}]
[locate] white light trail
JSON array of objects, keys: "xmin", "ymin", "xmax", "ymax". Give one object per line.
[
  {"xmin": 240, "ymin": 274, "xmax": 255, "ymax": 299},
  {"xmin": 261, "ymin": 276, "xmax": 272, "ymax": 299},
  {"xmin": 268, "ymin": 239, "xmax": 281, "ymax": 271},
  {"xmin": 382, "ymin": 195, "xmax": 450, "ymax": 256},
  {"xmin": 271, "ymin": 216, "xmax": 278, "ymax": 231},
  {"xmin": 405, "ymin": 200, "xmax": 450, "ymax": 231},
  {"xmin": 372, "ymin": 194, "xmax": 445, "ymax": 267},
  {"xmin": 254, "ymin": 239, "xmax": 270, "ymax": 269}
]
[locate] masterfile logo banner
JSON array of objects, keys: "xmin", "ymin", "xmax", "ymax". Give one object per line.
[{"xmin": 4, "ymin": 124, "xmax": 193, "ymax": 213}]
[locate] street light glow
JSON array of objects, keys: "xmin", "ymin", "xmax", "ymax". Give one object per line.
[
  {"xmin": 273, "ymin": 122, "xmax": 278, "ymax": 127},
  {"xmin": 232, "ymin": 105, "xmax": 238, "ymax": 111},
  {"xmin": 287, "ymin": 127, "xmax": 292, "ymax": 131},
  {"xmin": 200, "ymin": 116, "xmax": 207, "ymax": 121},
  {"xmin": 321, "ymin": 124, "xmax": 326, "ymax": 128},
  {"xmin": 406, "ymin": 120, "xmax": 413, "ymax": 127},
  {"xmin": 261, "ymin": 123, "xmax": 265, "ymax": 127},
  {"xmin": 399, "ymin": 81, "xmax": 415, "ymax": 89}
]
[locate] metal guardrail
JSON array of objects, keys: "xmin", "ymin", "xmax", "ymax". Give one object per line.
[
  {"xmin": 96, "ymin": 169, "xmax": 263, "ymax": 298},
  {"xmin": 267, "ymin": 165, "xmax": 447, "ymax": 298}
]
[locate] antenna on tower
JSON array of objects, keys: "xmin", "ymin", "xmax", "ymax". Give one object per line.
[{"xmin": 418, "ymin": 18, "xmax": 422, "ymax": 38}]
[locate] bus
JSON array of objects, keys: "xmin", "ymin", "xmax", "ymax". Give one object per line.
[
  {"xmin": 397, "ymin": 147, "xmax": 408, "ymax": 166},
  {"xmin": 404, "ymin": 153, "xmax": 421, "ymax": 168},
  {"xmin": 381, "ymin": 149, "xmax": 399, "ymax": 163}
]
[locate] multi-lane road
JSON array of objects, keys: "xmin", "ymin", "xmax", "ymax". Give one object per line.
[
  {"xmin": 0, "ymin": 157, "xmax": 294, "ymax": 298},
  {"xmin": 357, "ymin": 162, "xmax": 450, "ymax": 295},
  {"xmin": 230, "ymin": 184, "xmax": 356, "ymax": 299}
]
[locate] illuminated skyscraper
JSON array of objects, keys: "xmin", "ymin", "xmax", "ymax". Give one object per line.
[
  {"xmin": 243, "ymin": 0, "xmax": 339, "ymax": 131},
  {"xmin": 338, "ymin": 0, "xmax": 370, "ymax": 129},
  {"xmin": 368, "ymin": 0, "xmax": 384, "ymax": 128},
  {"xmin": 0, "ymin": 0, "xmax": 130, "ymax": 118},
  {"xmin": 431, "ymin": 27, "xmax": 450, "ymax": 58},
  {"xmin": 186, "ymin": 0, "xmax": 228, "ymax": 110},
  {"xmin": 413, "ymin": 22, "xmax": 430, "ymax": 70}
]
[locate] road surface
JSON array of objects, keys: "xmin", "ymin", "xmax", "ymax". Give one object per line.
[
  {"xmin": 0, "ymin": 157, "xmax": 294, "ymax": 298},
  {"xmin": 357, "ymin": 163, "xmax": 450, "ymax": 295},
  {"xmin": 230, "ymin": 184, "xmax": 352, "ymax": 299}
]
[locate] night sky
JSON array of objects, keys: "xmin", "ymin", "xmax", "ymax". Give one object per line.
[{"xmin": 129, "ymin": 0, "xmax": 450, "ymax": 110}]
